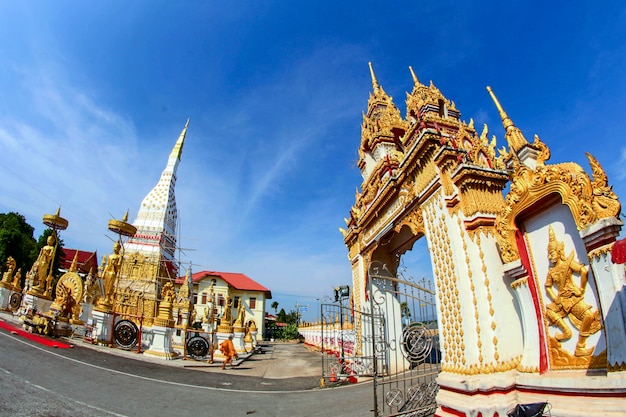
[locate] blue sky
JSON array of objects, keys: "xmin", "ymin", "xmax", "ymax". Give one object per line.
[{"xmin": 1, "ymin": 2, "xmax": 625, "ymax": 321}]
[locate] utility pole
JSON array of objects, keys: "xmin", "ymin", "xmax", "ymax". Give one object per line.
[{"xmin": 295, "ymin": 302, "xmax": 301, "ymax": 325}]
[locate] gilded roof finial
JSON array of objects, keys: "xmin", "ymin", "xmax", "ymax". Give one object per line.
[
  {"xmin": 486, "ymin": 86, "xmax": 513, "ymax": 130},
  {"xmin": 368, "ymin": 62, "xmax": 380, "ymax": 91},
  {"xmin": 70, "ymin": 250, "xmax": 79, "ymax": 273},
  {"xmin": 486, "ymin": 86, "xmax": 529, "ymax": 153},
  {"xmin": 409, "ymin": 66, "xmax": 420, "ymax": 86},
  {"xmin": 122, "ymin": 210, "xmax": 129, "ymax": 223}
]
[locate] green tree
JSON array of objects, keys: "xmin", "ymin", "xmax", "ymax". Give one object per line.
[
  {"xmin": 286, "ymin": 309, "xmax": 299, "ymax": 325},
  {"xmin": 277, "ymin": 308, "xmax": 287, "ymax": 323},
  {"xmin": 401, "ymin": 301, "xmax": 411, "ymax": 320},
  {"xmin": 0, "ymin": 212, "xmax": 38, "ymax": 278},
  {"xmin": 271, "ymin": 301, "xmax": 279, "ymax": 314}
]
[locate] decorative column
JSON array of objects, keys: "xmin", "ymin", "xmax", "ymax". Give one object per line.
[
  {"xmin": 503, "ymin": 260, "xmax": 542, "ymax": 373},
  {"xmin": 145, "ymin": 282, "xmax": 178, "ymax": 360},
  {"xmin": 173, "ymin": 268, "xmax": 194, "ymax": 353},
  {"xmin": 214, "ymin": 294, "xmax": 234, "ymax": 362},
  {"xmin": 92, "ymin": 309, "xmax": 115, "ymax": 346},
  {"xmin": 93, "ymin": 212, "xmax": 136, "ymax": 347},
  {"xmin": 79, "ymin": 268, "xmax": 98, "ymax": 323},
  {"xmin": 581, "ymin": 217, "xmax": 626, "ymax": 370},
  {"xmin": 232, "ymin": 300, "xmax": 247, "ymax": 354},
  {"xmin": 249, "ymin": 320, "xmax": 258, "ymax": 347},
  {"xmin": 21, "ymin": 209, "xmax": 68, "ymax": 316}
]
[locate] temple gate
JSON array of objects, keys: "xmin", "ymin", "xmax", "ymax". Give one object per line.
[{"xmin": 340, "ymin": 63, "xmax": 626, "ymax": 416}]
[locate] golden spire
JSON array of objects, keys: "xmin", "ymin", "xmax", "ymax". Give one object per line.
[
  {"xmin": 368, "ymin": 62, "xmax": 380, "ymax": 91},
  {"xmin": 486, "ymin": 86, "xmax": 529, "ymax": 153},
  {"xmin": 409, "ymin": 66, "xmax": 420, "ymax": 86},
  {"xmin": 70, "ymin": 250, "xmax": 79, "ymax": 273},
  {"xmin": 170, "ymin": 118, "xmax": 189, "ymax": 161},
  {"xmin": 486, "ymin": 86, "xmax": 514, "ymax": 130}
]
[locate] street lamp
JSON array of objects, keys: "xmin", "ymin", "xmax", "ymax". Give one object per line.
[{"xmin": 334, "ymin": 285, "xmax": 350, "ymax": 376}]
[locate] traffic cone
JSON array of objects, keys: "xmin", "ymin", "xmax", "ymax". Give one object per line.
[{"xmin": 329, "ymin": 367, "xmax": 337, "ymax": 383}]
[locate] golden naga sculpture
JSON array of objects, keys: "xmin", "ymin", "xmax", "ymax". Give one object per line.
[
  {"xmin": 587, "ymin": 152, "xmax": 621, "ymax": 218},
  {"xmin": 544, "ymin": 226, "xmax": 601, "ymax": 357}
]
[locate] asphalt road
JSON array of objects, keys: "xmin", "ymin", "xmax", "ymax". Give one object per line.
[{"xmin": 0, "ymin": 323, "xmax": 373, "ymax": 417}]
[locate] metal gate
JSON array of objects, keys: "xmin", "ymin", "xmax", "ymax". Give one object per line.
[
  {"xmin": 320, "ymin": 261, "xmax": 440, "ymax": 416},
  {"xmin": 368, "ymin": 261, "xmax": 440, "ymax": 417},
  {"xmin": 321, "ymin": 301, "xmax": 376, "ymax": 383}
]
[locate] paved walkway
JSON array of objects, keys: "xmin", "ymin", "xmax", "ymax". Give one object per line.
[
  {"xmin": 0, "ymin": 310, "xmax": 326, "ymax": 383},
  {"xmin": 81, "ymin": 336, "xmax": 324, "ymax": 380}
]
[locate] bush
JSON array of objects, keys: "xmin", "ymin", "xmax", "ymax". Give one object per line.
[{"xmin": 279, "ymin": 323, "xmax": 301, "ymax": 341}]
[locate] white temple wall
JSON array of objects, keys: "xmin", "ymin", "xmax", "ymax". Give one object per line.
[{"xmin": 478, "ymin": 231, "xmax": 524, "ymax": 365}]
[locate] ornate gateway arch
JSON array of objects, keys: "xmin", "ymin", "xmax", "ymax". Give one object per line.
[{"xmin": 341, "ymin": 64, "xmax": 626, "ymax": 416}]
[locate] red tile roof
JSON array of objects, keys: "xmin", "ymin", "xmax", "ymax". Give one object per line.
[
  {"xmin": 60, "ymin": 248, "xmax": 98, "ymax": 274},
  {"xmin": 176, "ymin": 270, "xmax": 272, "ymax": 298}
]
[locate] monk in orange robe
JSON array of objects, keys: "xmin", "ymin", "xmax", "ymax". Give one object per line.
[{"xmin": 220, "ymin": 335, "xmax": 238, "ymax": 369}]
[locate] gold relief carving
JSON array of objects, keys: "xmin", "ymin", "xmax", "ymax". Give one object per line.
[
  {"xmin": 51, "ymin": 271, "xmax": 84, "ymax": 323},
  {"xmin": 362, "ymin": 194, "xmax": 406, "ymax": 244},
  {"xmin": 442, "ymin": 355, "xmax": 521, "ymax": 375},
  {"xmin": 457, "ymin": 216, "xmax": 483, "ymax": 364},
  {"xmin": 588, "ymin": 243, "xmax": 613, "ymax": 260},
  {"xmin": 544, "ymin": 226, "xmax": 604, "ymax": 367},
  {"xmin": 466, "ymin": 224, "xmax": 496, "ymax": 240},
  {"xmin": 357, "ymin": 172, "xmax": 382, "ymax": 208},
  {"xmin": 608, "ymin": 361, "xmax": 626, "ymax": 372},
  {"xmin": 399, "ymin": 176, "xmax": 418, "ymax": 204},
  {"xmin": 121, "ymin": 252, "xmax": 159, "ymax": 281},
  {"xmin": 454, "ymin": 168, "xmax": 508, "ymax": 220},
  {"xmin": 587, "ymin": 152, "xmax": 621, "ymax": 218},
  {"xmin": 394, "ymin": 207, "xmax": 424, "ymax": 236},
  {"xmin": 510, "ymin": 277, "xmax": 528, "ymax": 290},
  {"xmin": 496, "ymin": 153, "xmax": 620, "ymax": 263},
  {"xmin": 548, "ymin": 337, "xmax": 607, "ymax": 369},
  {"xmin": 517, "ymin": 364, "xmax": 540, "ymax": 373},
  {"xmin": 533, "ymin": 134, "xmax": 551, "ymax": 166},
  {"xmin": 434, "ymin": 204, "xmax": 464, "ymax": 368}
]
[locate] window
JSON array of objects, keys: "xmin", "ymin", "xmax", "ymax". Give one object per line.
[
  {"xmin": 193, "ymin": 294, "xmax": 198, "ymax": 304},
  {"xmin": 234, "ymin": 297, "xmax": 240, "ymax": 308},
  {"xmin": 438, "ymin": 99, "xmax": 447, "ymax": 118},
  {"xmin": 249, "ymin": 297, "xmax": 256, "ymax": 309},
  {"xmin": 218, "ymin": 295, "xmax": 225, "ymax": 307},
  {"xmin": 201, "ymin": 293, "xmax": 207, "ymax": 304}
]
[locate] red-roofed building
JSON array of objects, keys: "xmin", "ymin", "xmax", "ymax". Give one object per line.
[
  {"xmin": 59, "ymin": 248, "xmax": 98, "ymax": 276},
  {"xmin": 175, "ymin": 270, "xmax": 272, "ymax": 341}
]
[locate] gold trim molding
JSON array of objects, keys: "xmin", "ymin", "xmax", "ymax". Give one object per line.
[{"xmin": 496, "ymin": 153, "xmax": 621, "ymax": 263}]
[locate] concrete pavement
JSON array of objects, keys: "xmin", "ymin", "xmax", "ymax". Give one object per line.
[{"xmin": 0, "ymin": 310, "xmax": 366, "ymax": 390}]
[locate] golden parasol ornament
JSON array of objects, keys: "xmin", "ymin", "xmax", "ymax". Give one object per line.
[
  {"xmin": 43, "ymin": 208, "xmax": 68, "ymax": 231},
  {"xmin": 107, "ymin": 211, "xmax": 137, "ymax": 237}
]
